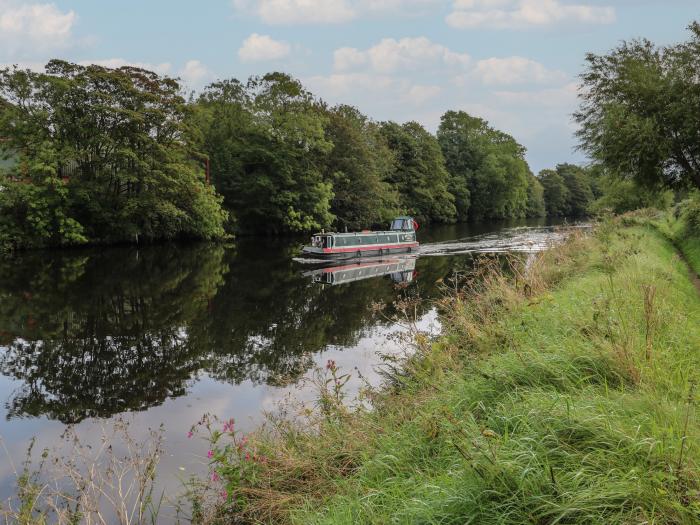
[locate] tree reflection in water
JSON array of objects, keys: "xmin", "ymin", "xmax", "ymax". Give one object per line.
[{"xmin": 0, "ymin": 238, "xmax": 473, "ymax": 424}]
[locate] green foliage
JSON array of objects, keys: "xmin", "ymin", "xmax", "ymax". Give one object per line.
[
  {"xmin": 195, "ymin": 73, "xmax": 334, "ymax": 234},
  {"xmin": 539, "ymin": 168, "xmax": 569, "ymax": 216},
  {"xmin": 380, "ymin": 120, "xmax": 456, "ymax": 224},
  {"xmin": 576, "ymin": 21, "xmax": 700, "ymax": 191},
  {"xmin": 437, "ymin": 111, "xmax": 534, "ymax": 221},
  {"xmin": 538, "ymin": 163, "xmax": 599, "ymax": 217},
  {"xmin": 680, "ymin": 193, "xmax": 700, "ymax": 236},
  {"xmin": 0, "ymin": 61, "xmax": 227, "ymax": 250},
  {"xmin": 324, "ymin": 105, "xmax": 399, "ymax": 231},
  {"xmin": 193, "ymin": 223, "xmax": 700, "ymax": 524},
  {"xmin": 556, "ymin": 163, "xmax": 594, "ymax": 216},
  {"xmin": 590, "ymin": 172, "xmax": 674, "ymax": 215},
  {"xmin": 525, "ymin": 173, "xmax": 546, "ymax": 217}
]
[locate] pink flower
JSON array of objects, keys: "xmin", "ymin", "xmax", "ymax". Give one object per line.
[
  {"xmin": 187, "ymin": 431, "xmax": 193, "ymax": 439},
  {"xmin": 244, "ymin": 452, "xmax": 251, "ymax": 461},
  {"xmin": 207, "ymin": 450, "xmax": 214, "ymax": 459},
  {"xmin": 211, "ymin": 471, "xmax": 220, "ymax": 482},
  {"xmin": 223, "ymin": 418, "xmax": 235, "ymax": 433},
  {"xmin": 326, "ymin": 359, "xmax": 336, "ymax": 371},
  {"xmin": 220, "ymin": 490, "xmax": 228, "ymax": 500}
]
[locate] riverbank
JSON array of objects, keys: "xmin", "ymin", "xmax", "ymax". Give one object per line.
[
  {"xmin": 195, "ymin": 212, "xmax": 700, "ymax": 524},
  {"xmin": 656, "ymin": 198, "xmax": 700, "ymax": 277}
]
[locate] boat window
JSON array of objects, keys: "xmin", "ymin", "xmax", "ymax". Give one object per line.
[{"xmin": 391, "ymin": 234, "xmax": 398, "ymax": 243}]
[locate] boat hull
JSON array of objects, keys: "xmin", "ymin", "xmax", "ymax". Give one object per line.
[{"xmin": 301, "ymin": 243, "xmax": 418, "ymax": 260}]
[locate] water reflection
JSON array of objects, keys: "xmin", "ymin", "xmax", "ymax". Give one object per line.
[
  {"xmin": 0, "ymin": 245, "xmax": 227, "ymax": 423},
  {"xmin": 0, "ymin": 239, "xmax": 470, "ymax": 423},
  {"xmin": 303, "ymin": 257, "xmax": 417, "ymax": 286}
]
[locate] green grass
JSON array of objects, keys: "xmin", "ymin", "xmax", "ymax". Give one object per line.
[
  {"xmin": 656, "ymin": 199, "xmax": 700, "ymax": 276},
  {"xmin": 199, "ymin": 219, "xmax": 700, "ymax": 524}
]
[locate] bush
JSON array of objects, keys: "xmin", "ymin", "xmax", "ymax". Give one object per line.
[{"xmin": 680, "ymin": 194, "xmax": 700, "ymax": 236}]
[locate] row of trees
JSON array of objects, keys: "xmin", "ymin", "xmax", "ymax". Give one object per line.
[
  {"xmin": 192, "ymin": 76, "xmax": 549, "ymax": 234},
  {"xmin": 0, "ymin": 60, "xmax": 598, "ymax": 250},
  {"xmin": 0, "ymin": 60, "xmax": 227, "ymax": 251}
]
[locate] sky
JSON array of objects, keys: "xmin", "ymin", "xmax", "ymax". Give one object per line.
[{"xmin": 0, "ymin": 0, "xmax": 697, "ymax": 173}]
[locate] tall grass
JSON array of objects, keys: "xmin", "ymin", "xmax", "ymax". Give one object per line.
[
  {"xmin": 1, "ymin": 419, "xmax": 165, "ymax": 525},
  {"xmin": 657, "ymin": 195, "xmax": 700, "ymax": 276},
  {"xmin": 190, "ymin": 218, "xmax": 700, "ymax": 524}
]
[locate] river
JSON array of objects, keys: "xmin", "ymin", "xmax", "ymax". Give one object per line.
[{"xmin": 0, "ymin": 218, "xmax": 577, "ymax": 515}]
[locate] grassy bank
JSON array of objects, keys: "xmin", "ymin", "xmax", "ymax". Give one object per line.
[
  {"xmin": 656, "ymin": 197, "xmax": 700, "ymax": 277},
  {"xmin": 194, "ymin": 215, "xmax": 700, "ymax": 524}
]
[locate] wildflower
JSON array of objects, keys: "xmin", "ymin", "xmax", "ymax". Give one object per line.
[
  {"xmin": 223, "ymin": 418, "xmax": 235, "ymax": 433},
  {"xmin": 211, "ymin": 471, "xmax": 220, "ymax": 482},
  {"xmin": 326, "ymin": 359, "xmax": 336, "ymax": 371},
  {"xmin": 244, "ymin": 452, "xmax": 251, "ymax": 461},
  {"xmin": 187, "ymin": 431, "xmax": 193, "ymax": 439},
  {"xmin": 220, "ymin": 490, "xmax": 228, "ymax": 500},
  {"xmin": 207, "ymin": 449, "xmax": 214, "ymax": 459}
]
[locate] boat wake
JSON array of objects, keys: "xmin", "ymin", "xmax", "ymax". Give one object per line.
[
  {"xmin": 419, "ymin": 224, "xmax": 589, "ymax": 257},
  {"xmin": 294, "ymin": 224, "xmax": 590, "ymax": 265}
]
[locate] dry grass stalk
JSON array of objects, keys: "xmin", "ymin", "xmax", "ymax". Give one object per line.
[{"xmin": 1, "ymin": 418, "xmax": 164, "ymax": 525}]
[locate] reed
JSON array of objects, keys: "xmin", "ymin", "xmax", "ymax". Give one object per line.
[{"xmin": 189, "ymin": 216, "xmax": 700, "ymax": 524}]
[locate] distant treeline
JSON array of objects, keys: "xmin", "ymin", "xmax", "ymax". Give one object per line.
[{"xmin": 0, "ymin": 52, "xmax": 672, "ymax": 250}]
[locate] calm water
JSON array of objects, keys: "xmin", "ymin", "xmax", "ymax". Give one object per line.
[{"xmin": 0, "ymin": 218, "xmax": 572, "ymax": 507}]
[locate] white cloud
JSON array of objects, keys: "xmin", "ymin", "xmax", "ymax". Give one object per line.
[
  {"xmin": 78, "ymin": 59, "xmax": 172, "ymax": 75},
  {"xmin": 305, "ymin": 72, "xmax": 398, "ymax": 99},
  {"xmin": 403, "ymin": 84, "xmax": 442, "ymax": 105},
  {"xmin": 178, "ymin": 60, "xmax": 212, "ymax": 87},
  {"xmin": 493, "ymin": 82, "xmax": 579, "ymax": 107},
  {"xmin": 334, "ymin": 37, "xmax": 470, "ymax": 73},
  {"xmin": 232, "ymin": 0, "xmax": 441, "ymax": 25},
  {"xmin": 234, "ymin": 0, "xmax": 355, "ymax": 25},
  {"xmin": 473, "ymin": 56, "xmax": 567, "ymax": 85},
  {"xmin": 446, "ymin": 0, "xmax": 615, "ymax": 29},
  {"xmin": 238, "ymin": 33, "xmax": 291, "ymax": 62},
  {"xmin": 333, "ymin": 47, "xmax": 367, "ymax": 71},
  {"xmin": 0, "ymin": 1, "xmax": 76, "ymax": 56}
]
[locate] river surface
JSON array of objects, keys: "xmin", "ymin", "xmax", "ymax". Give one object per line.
[{"xmin": 0, "ymin": 218, "xmax": 577, "ymax": 514}]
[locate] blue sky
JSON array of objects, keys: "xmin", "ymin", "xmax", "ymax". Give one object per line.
[{"xmin": 0, "ymin": 0, "xmax": 697, "ymax": 172}]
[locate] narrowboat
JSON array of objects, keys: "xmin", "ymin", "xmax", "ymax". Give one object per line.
[
  {"xmin": 303, "ymin": 257, "xmax": 416, "ymax": 285},
  {"xmin": 302, "ymin": 217, "xmax": 419, "ymax": 260}
]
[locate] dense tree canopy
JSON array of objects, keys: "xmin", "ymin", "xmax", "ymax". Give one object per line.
[
  {"xmin": 194, "ymin": 73, "xmax": 333, "ymax": 234},
  {"xmin": 437, "ymin": 111, "xmax": 536, "ymax": 222},
  {"xmin": 539, "ymin": 169, "xmax": 569, "ymax": 217},
  {"xmin": 323, "ymin": 105, "xmax": 399, "ymax": 231},
  {"xmin": 0, "ymin": 60, "xmax": 613, "ymax": 252},
  {"xmin": 0, "ymin": 60, "xmax": 227, "ymax": 250},
  {"xmin": 380, "ymin": 121, "xmax": 456, "ymax": 224},
  {"xmin": 538, "ymin": 164, "xmax": 596, "ymax": 217},
  {"xmin": 576, "ymin": 21, "xmax": 700, "ymax": 191}
]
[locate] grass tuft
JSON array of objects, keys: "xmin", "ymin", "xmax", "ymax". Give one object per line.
[{"xmin": 192, "ymin": 217, "xmax": 700, "ymax": 524}]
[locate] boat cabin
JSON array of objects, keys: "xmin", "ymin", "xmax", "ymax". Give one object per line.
[{"xmin": 304, "ymin": 216, "xmax": 420, "ymax": 260}]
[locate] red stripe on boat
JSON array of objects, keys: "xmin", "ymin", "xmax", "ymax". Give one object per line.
[{"xmin": 322, "ymin": 242, "xmax": 419, "ymax": 254}]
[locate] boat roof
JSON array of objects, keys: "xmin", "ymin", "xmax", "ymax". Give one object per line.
[
  {"xmin": 312, "ymin": 230, "xmax": 404, "ymax": 236},
  {"xmin": 312, "ymin": 217, "xmax": 415, "ymax": 236}
]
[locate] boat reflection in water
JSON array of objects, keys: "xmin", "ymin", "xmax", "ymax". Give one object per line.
[{"xmin": 303, "ymin": 257, "xmax": 417, "ymax": 286}]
